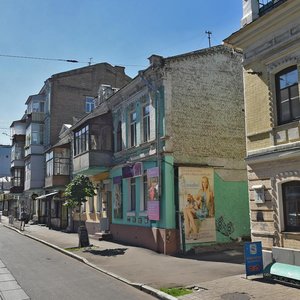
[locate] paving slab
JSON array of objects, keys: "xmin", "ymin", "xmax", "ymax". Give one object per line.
[
  {"xmin": 0, "ymin": 281, "xmax": 21, "ymax": 292},
  {"xmin": 1, "ymin": 289, "xmax": 30, "ymax": 300}
]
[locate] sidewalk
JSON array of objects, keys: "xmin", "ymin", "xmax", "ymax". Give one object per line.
[{"xmin": 0, "ymin": 216, "xmax": 299, "ymax": 300}]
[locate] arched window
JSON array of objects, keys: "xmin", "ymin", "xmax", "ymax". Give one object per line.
[
  {"xmin": 276, "ymin": 66, "xmax": 300, "ymax": 125},
  {"xmin": 282, "ymin": 181, "xmax": 300, "ymax": 231}
]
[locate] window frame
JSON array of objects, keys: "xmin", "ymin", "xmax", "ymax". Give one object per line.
[
  {"xmin": 142, "ymin": 104, "xmax": 150, "ymax": 143},
  {"xmin": 116, "ymin": 121, "xmax": 122, "ymax": 152},
  {"xmin": 74, "ymin": 125, "xmax": 89, "ymax": 156},
  {"xmin": 140, "ymin": 171, "xmax": 148, "ymax": 212},
  {"xmin": 85, "ymin": 96, "xmax": 95, "ymax": 113},
  {"xmin": 276, "ymin": 66, "xmax": 300, "ymax": 125},
  {"xmin": 128, "ymin": 177, "xmax": 136, "ymax": 212},
  {"xmin": 282, "ymin": 181, "xmax": 300, "ymax": 232},
  {"xmin": 129, "ymin": 111, "xmax": 137, "ymax": 147}
]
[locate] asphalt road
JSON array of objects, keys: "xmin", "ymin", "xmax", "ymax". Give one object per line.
[{"xmin": 0, "ymin": 226, "xmax": 155, "ymax": 300}]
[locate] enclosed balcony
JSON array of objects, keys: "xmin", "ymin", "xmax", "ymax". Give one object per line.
[
  {"xmin": 45, "ymin": 148, "xmax": 70, "ymax": 188},
  {"xmin": 73, "ymin": 123, "xmax": 113, "ymax": 175}
]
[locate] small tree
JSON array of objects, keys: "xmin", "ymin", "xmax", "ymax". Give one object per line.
[{"xmin": 64, "ymin": 175, "xmax": 96, "ymax": 247}]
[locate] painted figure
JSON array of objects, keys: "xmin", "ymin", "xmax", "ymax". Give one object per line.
[{"xmin": 183, "ymin": 176, "xmax": 214, "ymax": 239}]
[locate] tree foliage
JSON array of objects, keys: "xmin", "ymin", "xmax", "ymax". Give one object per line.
[{"xmin": 64, "ymin": 175, "xmax": 96, "ymax": 208}]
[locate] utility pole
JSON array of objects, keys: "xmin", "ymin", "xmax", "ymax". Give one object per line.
[{"xmin": 205, "ymin": 30, "xmax": 212, "ymax": 48}]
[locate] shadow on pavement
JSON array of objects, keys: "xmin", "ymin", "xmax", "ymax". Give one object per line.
[
  {"xmin": 83, "ymin": 248, "xmax": 128, "ymax": 257},
  {"xmin": 175, "ymin": 247, "xmax": 245, "ymax": 265}
]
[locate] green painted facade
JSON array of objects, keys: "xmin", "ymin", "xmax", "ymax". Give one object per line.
[{"xmin": 214, "ymin": 172, "xmax": 250, "ymax": 243}]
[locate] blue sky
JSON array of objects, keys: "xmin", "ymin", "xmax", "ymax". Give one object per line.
[{"xmin": 0, "ymin": 0, "xmax": 242, "ymax": 145}]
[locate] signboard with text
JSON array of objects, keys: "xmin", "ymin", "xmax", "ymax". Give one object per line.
[{"xmin": 244, "ymin": 241, "xmax": 263, "ymax": 276}]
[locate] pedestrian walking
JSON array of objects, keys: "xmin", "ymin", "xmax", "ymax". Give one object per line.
[{"xmin": 19, "ymin": 209, "xmax": 27, "ymax": 231}]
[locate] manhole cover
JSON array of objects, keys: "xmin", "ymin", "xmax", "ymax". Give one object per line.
[{"xmin": 221, "ymin": 292, "xmax": 251, "ymax": 300}]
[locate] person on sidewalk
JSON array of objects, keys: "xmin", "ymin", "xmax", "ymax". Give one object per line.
[{"xmin": 19, "ymin": 209, "xmax": 27, "ymax": 231}]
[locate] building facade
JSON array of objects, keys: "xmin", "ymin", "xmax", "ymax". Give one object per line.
[
  {"xmin": 10, "ymin": 63, "xmax": 131, "ymax": 225},
  {"xmin": 225, "ymin": 0, "xmax": 300, "ymax": 265},
  {"xmin": 108, "ymin": 45, "xmax": 250, "ymax": 254}
]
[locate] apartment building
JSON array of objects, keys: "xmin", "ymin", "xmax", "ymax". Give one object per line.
[
  {"xmin": 10, "ymin": 63, "xmax": 131, "ymax": 225},
  {"xmin": 106, "ymin": 46, "xmax": 249, "ymax": 254},
  {"xmin": 225, "ymin": 0, "xmax": 300, "ymax": 266}
]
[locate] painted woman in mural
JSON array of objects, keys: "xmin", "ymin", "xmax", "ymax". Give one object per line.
[
  {"xmin": 148, "ymin": 177, "xmax": 159, "ymax": 201},
  {"xmin": 196, "ymin": 176, "xmax": 214, "ymax": 218},
  {"xmin": 183, "ymin": 176, "xmax": 214, "ymax": 239}
]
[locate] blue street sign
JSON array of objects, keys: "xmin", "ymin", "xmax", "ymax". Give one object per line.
[{"xmin": 244, "ymin": 241, "xmax": 263, "ymax": 276}]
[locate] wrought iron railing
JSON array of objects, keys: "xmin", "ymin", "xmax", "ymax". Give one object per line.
[{"xmin": 258, "ymin": 0, "xmax": 287, "ymax": 16}]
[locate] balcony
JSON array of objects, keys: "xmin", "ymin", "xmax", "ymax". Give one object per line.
[
  {"xmin": 30, "ymin": 112, "xmax": 45, "ymax": 122},
  {"xmin": 73, "ymin": 150, "xmax": 112, "ymax": 175},
  {"xmin": 45, "ymin": 175, "xmax": 70, "ymax": 188},
  {"xmin": 258, "ymin": 0, "xmax": 287, "ymax": 16}
]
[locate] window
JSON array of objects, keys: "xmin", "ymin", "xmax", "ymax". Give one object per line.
[
  {"xmin": 130, "ymin": 111, "xmax": 137, "ymax": 147},
  {"xmin": 54, "ymin": 149, "xmax": 70, "ymax": 175},
  {"xmin": 88, "ymin": 197, "xmax": 94, "ymax": 213},
  {"xmin": 46, "ymin": 149, "xmax": 70, "ymax": 176},
  {"xmin": 97, "ymin": 191, "xmax": 102, "ymax": 212},
  {"xmin": 46, "ymin": 151, "xmax": 54, "ymax": 176},
  {"xmin": 12, "ymin": 168, "xmax": 24, "ymax": 187},
  {"xmin": 142, "ymin": 105, "xmax": 150, "ymax": 142},
  {"xmin": 140, "ymin": 172, "xmax": 148, "ymax": 211},
  {"xmin": 25, "ymin": 124, "xmax": 43, "ymax": 146},
  {"xmin": 282, "ymin": 181, "xmax": 300, "ymax": 231},
  {"xmin": 85, "ymin": 97, "xmax": 95, "ymax": 113},
  {"xmin": 11, "ymin": 144, "xmax": 24, "ymax": 161},
  {"xmin": 25, "ymin": 160, "xmax": 31, "ymax": 182},
  {"xmin": 129, "ymin": 178, "xmax": 136, "ymax": 211},
  {"xmin": 116, "ymin": 121, "xmax": 122, "ymax": 152},
  {"xmin": 74, "ymin": 125, "xmax": 89, "ymax": 155},
  {"xmin": 276, "ymin": 66, "xmax": 300, "ymax": 125}
]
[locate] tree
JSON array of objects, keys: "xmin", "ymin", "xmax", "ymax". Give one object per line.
[{"xmin": 64, "ymin": 175, "xmax": 96, "ymax": 247}]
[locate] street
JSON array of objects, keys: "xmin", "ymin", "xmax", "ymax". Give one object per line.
[{"xmin": 0, "ymin": 226, "xmax": 155, "ymax": 300}]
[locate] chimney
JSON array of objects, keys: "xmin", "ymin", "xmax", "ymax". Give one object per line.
[
  {"xmin": 148, "ymin": 55, "xmax": 164, "ymax": 68},
  {"xmin": 241, "ymin": 0, "xmax": 259, "ymax": 27}
]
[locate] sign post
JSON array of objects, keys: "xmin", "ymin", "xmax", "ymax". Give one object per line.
[{"xmin": 244, "ymin": 241, "xmax": 263, "ymax": 277}]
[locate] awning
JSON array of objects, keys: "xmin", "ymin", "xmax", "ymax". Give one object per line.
[{"xmin": 36, "ymin": 192, "xmax": 58, "ymax": 200}]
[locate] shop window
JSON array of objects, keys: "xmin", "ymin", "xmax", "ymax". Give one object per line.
[
  {"xmin": 276, "ymin": 66, "xmax": 300, "ymax": 125},
  {"xmin": 140, "ymin": 172, "xmax": 148, "ymax": 211},
  {"xmin": 128, "ymin": 177, "xmax": 136, "ymax": 211},
  {"xmin": 282, "ymin": 181, "xmax": 300, "ymax": 231}
]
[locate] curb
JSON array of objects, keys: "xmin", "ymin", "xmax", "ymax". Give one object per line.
[{"xmin": 1, "ymin": 223, "xmax": 176, "ymax": 300}]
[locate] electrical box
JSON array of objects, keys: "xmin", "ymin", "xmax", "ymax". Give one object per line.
[{"xmin": 253, "ymin": 184, "xmax": 265, "ymax": 203}]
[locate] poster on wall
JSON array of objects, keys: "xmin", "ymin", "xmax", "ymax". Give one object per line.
[
  {"xmin": 147, "ymin": 167, "xmax": 160, "ymax": 220},
  {"xmin": 179, "ymin": 167, "xmax": 216, "ymax": 244},
  {"xmin": 113, "ymin": 176, "xmax": 123, "ymax": 219}
]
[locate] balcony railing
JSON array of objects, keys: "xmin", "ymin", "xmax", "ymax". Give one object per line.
[{"xmin": 258, "ymin": 0, "xmax": 287, "ymax": 16}]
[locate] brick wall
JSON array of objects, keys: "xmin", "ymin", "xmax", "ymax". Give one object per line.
[
  {"xmin": 164, "ymin": 46, "xmax": 246, "ymax": 169},
  {"xmin": 49, "ymin": 63, "xmax": 131, "ymax": 146}
]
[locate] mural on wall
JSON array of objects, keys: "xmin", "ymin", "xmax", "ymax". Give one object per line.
[
  {"xmin": 179, "ymin": 167, "xmax": 216, "ymax": 244},
  {"xmin": 113, "ymin": 176, "xmax": 123, "ymax": 219},
  {"xmin": 147, "ymin": 167, "xmax": 160, "ymax": 220},
  {"xmin": 216, "ymin": 216, "xmax": 234, "ymax": 237}
]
